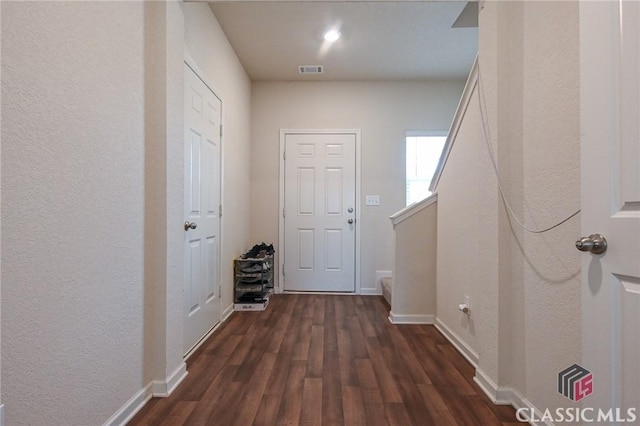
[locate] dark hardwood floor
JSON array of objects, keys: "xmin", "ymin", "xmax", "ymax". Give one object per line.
[{"xmin": 129, "ymin": 295, "xmax": 519, "ymax": 425}]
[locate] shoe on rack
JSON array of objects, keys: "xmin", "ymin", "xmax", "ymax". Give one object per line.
[
  {"xmin": 243, "ymin": 242, "xmax": 275, "ymax": 259},
  {"xmin": 240, "ymin": 264, "xmax": 263, "ymax": 273}
]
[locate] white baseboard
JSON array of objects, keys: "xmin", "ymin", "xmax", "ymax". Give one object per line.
[
  {"xmin": 109, "ymin": 304, "xmax": 235, "ymax": 425},
  {"xmin": 388, "ymin": 312, "xmax": 435, "ymax": 324},
  {"xmin": 510, "ymin": 396, "xmax": 550, "ymax": 426},
  {"xmin": 473, "ymin": 368, "xmax": 510, "ymax": 404},
  {"xmin": 363, "ymin": 270, "xmax": 392, "ymax": 295},
  {"xmin": 222, "ymin": 303, "xmax": 234, "ymax": 322},
  {"xmin": 283, "ymin": 291, "xmax": 356, "ymax": 295},
  {"xmin": 433, "ymin": 317, "xmax": 479, "ymax": 367},
  {"xmin": 105, "ymin": 361, "xmax": 188, "ymax": 426},
  {"xmin": 473, "ymin": 367, "xmax": 549, "ymax": 426},
  {"xmin": 0, "ymin": 403, "xmax": 5, "ymax": 426},
  {"xmin": 104, "ymin": 383, "xmax": 153, "ymax": 426},
  {"xmin": 434, "ymin": 325, "xmax": 543, "ymax": 424},
  {"xmin": 434, "ymin": 321, "xmax": 550, "ymax": 426},
  {"xmin": 151, "ymin": 362, "xmax": 188, "ymax": 397},
  {"xmin": 185, "ymin": 306, "xmax": 235, "ymax": 361}
]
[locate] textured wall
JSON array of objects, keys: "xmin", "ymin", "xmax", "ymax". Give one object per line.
[
  {"xmin": 185, "ymin": 3, "xmax": 253, "ymax": 312},
  {"xmin": 493, "ymin": 0, "xmax": 526, "ymax": 396},
  {"xmin": 142, "ymin": 0, "xmax": 186, "ymax": 389},
  {"xmin": 163, "ymin": 0, "xmax": 187, "ymax": 385},
  {"xmin": 0, "ymin": 0, "xmax": 3, "ymax": 412},
  {"xmin": 436, "ymin": 83, "xmax": 498, "ymax": 369},
  {"xmin": 436, "ymin": 0, "xmax": 581, "ymax": 415},
  {"xmin": 516, "ymin": 1, "xmax": 581, "ymax": 411},
  {"xmin": 1, "ymin": 2, "xmax": 147, "ymax": 424},
  {"xmin": 250, "ymin": 81, "xmax": 464, "ymax": 291}
]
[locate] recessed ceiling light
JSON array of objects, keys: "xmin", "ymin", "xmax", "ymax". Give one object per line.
[{"xmin": 324, "ymin": 29, "xmax": 341, "ymax": 42}]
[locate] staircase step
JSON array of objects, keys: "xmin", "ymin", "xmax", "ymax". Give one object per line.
[{"xmin": 381, "ymin": 277, "xmax": 392, "ymax": 305}]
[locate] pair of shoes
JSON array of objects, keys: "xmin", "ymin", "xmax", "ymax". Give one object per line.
[
  {"xmin": 243, "ymin": 242, "xmax": 275, "ymax": 259},
  {"xmin": 240, "ymin": 264, "xmax": 263, "ymax": 273}
]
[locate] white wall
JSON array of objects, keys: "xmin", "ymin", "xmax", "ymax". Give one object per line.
[
  {"xmin": 0, "ymin": 0, "xmax": 3, "ymax": 418},
  {"xmin": 436, "ymin": 78, "xmax": 498, "ymax": 371},
  {"xmin": 1, "ymin": 1, "xmax": 252, "ymax": 424},
  {"xmin": 436, "ymin": 0, "xmax": 581, "ymax": 414},
  {"xmin": 510, "ymin": 1, "xmax": 581, "ymax": 411},
  {"xmin": 391, "ymin": 199, "xmax": 437, "ymax": 323},
  {"xmin": 184, "ymin": 3, "xmax": 253, "ymax": 313},
  {"xmin": 0, "ymin": 0, "xmax": 4, "ymax": 424},
  {"xmin": 2, "ymin": 2, "xmax": 147, "ymax": 424},
  {"xmin": 142, "ymin": 0, "xmax": 186, "ymax": 396},
  {"xmin": 251, "ymin": 81, "xmax": 464, "ymax": 291}
]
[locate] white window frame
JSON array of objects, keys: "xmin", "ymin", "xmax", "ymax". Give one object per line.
[{"xmin": 405, "ymin": 130, "xmax": 448, "ymax": 206}]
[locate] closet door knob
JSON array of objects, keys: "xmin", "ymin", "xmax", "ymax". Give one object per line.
[
  {"xmin": 184, "ymin": 221, "xmax": 197, "ymax": 231},
  {"xmin": 575, "ymin": 234, "xmax": 607, "ymax": 254}
]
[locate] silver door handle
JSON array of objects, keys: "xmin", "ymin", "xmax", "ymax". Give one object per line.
[
  {"xmin": 575, "ymin": 233, "xmax": 607, "ymax": 254},
  {"xmin": 348, "ymin": 219, "xmax": 354, "ymax": 224},
  {"xmin": 184, "ymin": 221, "xmax": 197, "ymax": 231}
]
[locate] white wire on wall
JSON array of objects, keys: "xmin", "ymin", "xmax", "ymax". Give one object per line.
[{"xmin": 476, "ymin": 62, "xmax": 581, "ymax": 234}]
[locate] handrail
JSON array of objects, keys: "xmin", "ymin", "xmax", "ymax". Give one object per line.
[
  {"xmin": 429, "ymin": 54, "xmax": 479, "ymax": 192},
  {"xmin": 389, "ymin": 193, "xmax": 438, "ymax": 226}
]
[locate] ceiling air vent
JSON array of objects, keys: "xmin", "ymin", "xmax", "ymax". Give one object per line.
[{"xmin": 298, "ymin": 65, "xmax": 324, "ymax": 75}]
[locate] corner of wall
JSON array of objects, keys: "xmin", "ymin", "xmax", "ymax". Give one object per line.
[
  {"xmin": 222, "ymin": 303, "xmax": 234, "ymax": 322},
  {"xmin": 104, "ymin": 363, "xmax": 188, "ymax": 426},
  {"xmin": 362, "ymin": 270, "xmax": 391, "ymax": 295},
  {"xmin": 104, "ymin": 387, "xmax": 152, "ymax": 426},
  {"xmin": 391, "ymin": 201, "xmax": 437, "ymax": 320},
  {"xmin": 141, "ymin": 0, "xmax": 186, "ymax": 392},
  {"xmin": 151, "ymin": 362, "xmax": 188, "ymax": 397},
  {"xmin": 473, "ymin": 369, "xmax": 553, "ymax": 426},
  {"xmin": 0, "ymin": 0, "xmax": 3, "ymax": 415},
  {"xmin": 433, "ymin": 318, "xmax": 479, "ymax": 367}
]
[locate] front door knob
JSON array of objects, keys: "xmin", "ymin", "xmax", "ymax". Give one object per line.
[
  {"xmin": 575, "ymin": 234, "xmax": 607, "ymax": 254},
  {"xmin": 184, "ymin": 221, "xmax": 197, "ymax": 231}
]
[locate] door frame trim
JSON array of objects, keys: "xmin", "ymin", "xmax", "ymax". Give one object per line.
[
  {"xmin": 183, "ymin": 52, "xmax": 224, "ymax": 354},
  {"xmin": 278, "ymin": 129, "xmax": 362, "ymax": 294}
]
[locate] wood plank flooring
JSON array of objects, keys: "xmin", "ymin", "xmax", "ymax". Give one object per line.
[{"xmin": 129, "ymin": 295, "xmax": 518, "ymax": 425}]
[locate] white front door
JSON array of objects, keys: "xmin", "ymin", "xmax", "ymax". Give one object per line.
[
  {"xmin": 183, "ymin": 62, "xmax": 222, "ymax": 355},
  {"xmin": 283, "ymin": 132, "xmax": 357, "ymax": 292},
  {"xmin": 580, "ymin": 1, "xmax": 640, "ymax": 416}
]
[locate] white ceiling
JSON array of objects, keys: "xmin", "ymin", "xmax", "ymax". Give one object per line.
[{"xmin": 208, "ymin": 1, "xmax": 478, "ymax": 82}]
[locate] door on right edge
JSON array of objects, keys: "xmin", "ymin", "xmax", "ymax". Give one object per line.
[{"xmin": 580, "ymin": 1, "xmax": 640, "ymax": 416}]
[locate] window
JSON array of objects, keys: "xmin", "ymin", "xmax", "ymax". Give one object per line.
[{"xmin": 406, "ymin": 133, "xmax": 447, "ymax": 206}]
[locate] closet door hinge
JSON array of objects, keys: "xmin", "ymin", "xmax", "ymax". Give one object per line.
[
  {"xmin": 283, "ymin": 151, "xmax": 286, "ymax": 160},
  {"xmin": 283, "ymin": 208, "xmax": 285, "ymax": 218},
  {"xmin": 219, "ymin": 204, "xmax": 223, "ymax": 218},
  {"xmin": 218, "ymin": 285, "xmax": 221, "ymax": 298},
  {"xmin": 282, "ymin": 264, "xmax": 285, "ymax": 276},
  {"xmin": 220, "ymin": 124, "xmax": 223, "ymax": 138}
]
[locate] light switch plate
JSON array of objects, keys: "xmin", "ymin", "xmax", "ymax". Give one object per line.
[{"xmin": 365, "ymin": 195, "xmax": 380, "ymax": 206}]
